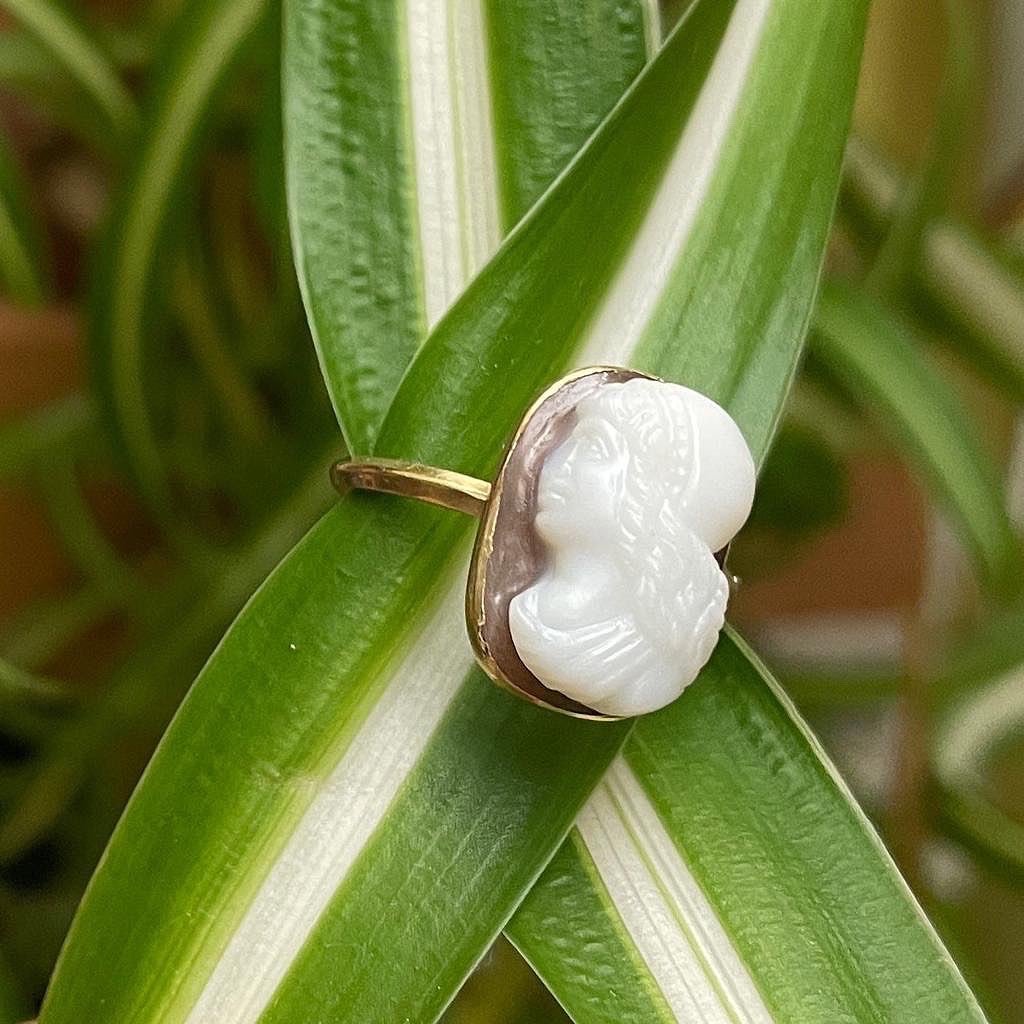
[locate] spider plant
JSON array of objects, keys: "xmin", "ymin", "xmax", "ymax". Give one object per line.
[{"xmin": 1, "ymin": 0, "xmax": 1023, "ymax": 1021}]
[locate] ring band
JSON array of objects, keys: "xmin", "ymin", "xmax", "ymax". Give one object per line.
[
  {"xmin": 331, "ymin": 459, "xmax": 490, "ymax": 518},
  {"xmin": 331, "ymin": 366, "xmax": 756, "ymax": 720}
]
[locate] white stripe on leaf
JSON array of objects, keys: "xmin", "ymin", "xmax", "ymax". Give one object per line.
[
  {"xmin": 640, "ymin": 0, "xmax": 663, "ymax": 55},
  {"xmin": 577, "ymin": 0, "xmax": 773, "ymax": 367},
  {"xmin": 185, "ymin": 573, "xmax": 473, "ymax": 1024},
  {"xmin": 936, "ymin": 668, "xmax": 1024, "ymax": 785},
  {"xmin": 406, "ymin": 0, "xmax": 501, "ymax": 327},
  {"xmin": 579, "ymin": 758, "xmax": 774, "ymax": 1024},
  {"xmin": 449, "ymin": 0, "xmax": 502, "ymax": 279}
]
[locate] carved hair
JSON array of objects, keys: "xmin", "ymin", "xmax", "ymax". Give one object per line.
[
  {"xmin": 573, "ymin": 379, "xmax": 697, "ymax": 538},
  {"xmin": 581, "ymin": 381, "xmax": 724, "ymax": 653}
]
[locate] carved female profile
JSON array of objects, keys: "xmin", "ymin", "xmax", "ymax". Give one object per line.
[{"xmin": 508, "ymin": 378, "xmax": 755, "ymax": 716}]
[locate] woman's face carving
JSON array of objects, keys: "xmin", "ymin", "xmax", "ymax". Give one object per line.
[{"xmin": 535, "ymin": 416, "xmax": 626, "ymax": 548}]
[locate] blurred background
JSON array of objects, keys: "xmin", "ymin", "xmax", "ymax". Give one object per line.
[{"xmin": 1, "ymin": 0, "xmax": 1023, "ymax": 1021}]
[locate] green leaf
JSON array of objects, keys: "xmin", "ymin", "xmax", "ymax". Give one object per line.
[
  {"xmin": 0, "ymin": 945, "xmax": 28, "ymax": 1024},
  {"xmin": 502, "ymin": 13, "xmax": 982, "ymax": 1024},
  {"xmin": 0, "ymin": 396, "xmax": 94, "ymax": 479},
  {"xmin": 775, "ymin": 667, "xmax": 902, "ymax": 710},
  {"xmin": 936, "ymin": 598, "xmax": 1024, "ymax": 700},
  {"xmin": 0, "ymin": 0, "xmax": 136, "ymax": 144},
  {"xmin": 172, "ymin": 243, "xmax": 272, "ymax": 447},
  {"xmin": 0, "ymin": 127, "xmax": 48, "ymax": 305},
  {"xmin": 843, "ymin": 139, "xmax": 1024, "ymax": 406},
  {"xmin": 39, "ymin": 3, "xmax": 893, "ymax": 1023},
  {"xmin": 0, "ymin": 25, "xmax": 146, "ymax": 151},
  {"xmin": 33, "ymin": 448, "xmax": 148, "ymax": 609},
  {"xmin": 0, "ymin": 657, "xmax": 74, "ymax": 708},
  {"xmin": 813, "ymin": 281, "xmax": 1021, "ymax": 596},
  {"xmin": 745, "ymin": 422, "xmax": 848, "ymax": 537},
  {"xmin": 866, "ymin": 0, "xmax": 978, "ymax": 297},
  {"xmin": 90, "ymin": 0, "xmax": 268, "ymax": 512},
  {"xmin": 485, "ymin": 1, "xmax": 659, "ymax": 226},
  {"xmin": 0, "ymin": 457, "xmax": 335, "ymax": 862},
  {"xmin": 508, "ymin": 831, "xmax": 678, "ymax": 1024},
  {"xmin": 0, "ymin": 586, "xmax": 109, "ymax": 672},
  {"xmin": 285, "ymin": 0, "xmax": 649, "ymax": 452},
  {"xmin": 934, "ymin": 667, "xmax": 1024, "ymax": 879},
  {"xmin": 509, "ymin": 633, "xmax": 987, "ymax": 1024},
  {"xmin": 0, "ymin": 658, "xmax": 78, "ymax": 748}
]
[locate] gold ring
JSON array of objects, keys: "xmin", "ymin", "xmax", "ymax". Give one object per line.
[{"xmin": 332, "ymin": 366, "xmax": 756, "ymax": 720}]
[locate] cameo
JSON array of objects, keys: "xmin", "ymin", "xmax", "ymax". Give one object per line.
[{"xmin": 467, "ymin": 369, "xmax": 755, "ymax": 719}]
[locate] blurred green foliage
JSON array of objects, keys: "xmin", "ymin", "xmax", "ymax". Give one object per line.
[{"xmin": 0, "ymin": 0, "xmax": 1022, "ymax": 1020}]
